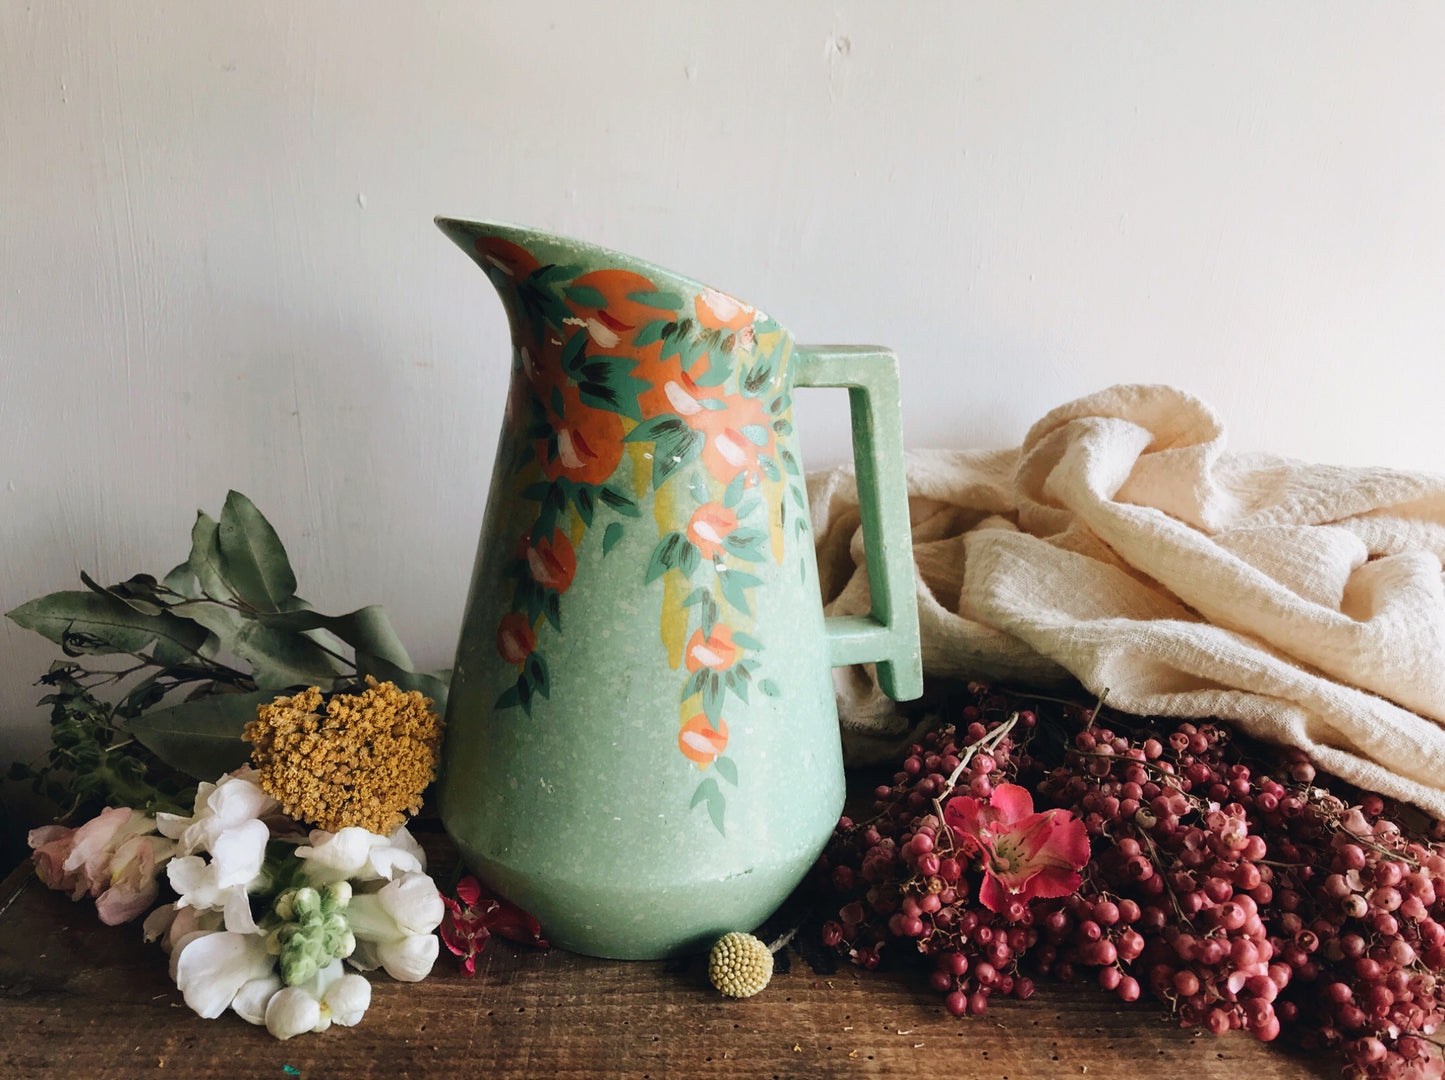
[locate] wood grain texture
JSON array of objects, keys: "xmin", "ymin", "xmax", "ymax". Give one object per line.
[{"xmin": 0, "ymin": 842, "xmax": 1335, "ymax": 1079}]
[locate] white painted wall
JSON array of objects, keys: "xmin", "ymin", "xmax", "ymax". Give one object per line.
[{"xmin": 3, "ymin": 2, "xmax": 1444, "ymax": 761}]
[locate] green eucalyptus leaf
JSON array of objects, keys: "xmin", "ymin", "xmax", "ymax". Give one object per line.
[
  {"xmin": 162, "ymin": 561, "xmax": 203, "ymax": 600},
  {"xmin": 127, "ymin": 690, "xmax": 274, "ymax": 780},
  {"xmin": 6, "ymin": 590, "xmax": 212, "ymax": 660},
  {"xmin": 253, "ymin": 605, "xmax": 412, "ymax": 670},
  {"xmin": 188, "ymin": 512, "xmax": 235, "ymax": 601},
  {"xmin": 185, "ymin": 601, "xmax": 347, "ymax": 690},
  {"xmin": 217, "ymin": 491, "xmax": 297, "ymax": 613},
  {"xmin": 79, "ymin": 571, "xmax": 165, "ymax": 616}
]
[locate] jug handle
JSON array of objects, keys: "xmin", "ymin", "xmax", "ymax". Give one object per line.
[{"xmin": 795, "ymin": 345, "xmax": 923, "ymax": 702}]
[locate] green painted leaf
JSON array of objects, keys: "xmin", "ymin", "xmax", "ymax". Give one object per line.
[
  {"xmin": 522, "ymin": 481, "xmax": 552, "ymax": 502},
  {"xmin": 652, "ymin": 427, "xmax": 704, "ymax": 486},
  {"xmin": 719, "ymin": 572, "xmax": 750, "ymax": 615},
  {"xmin": 731, "ymin": 630, "xmax": 764, "ymax": 651},
  {"xmin": 217, "ymin": 491, "xmax": 296, "ymax": 613},
  {"xmin": 127, "ymin": 689, "xmax": 273, "ymax": 781},
  {"xmin": 723, "ymin": 472, "xmax": 747, "ymax": 509},
  {"xmin": 707, "ymin": 791, "xmax": 725, "ymax": 835},
  {"xmin": 561, "ymin": 329, "xmax": 588, "ymax": 376},
  {"xmin": 603, "ymin": 522, "xmax": 625, "ymax": 556},
  {"xmin": 688, "ymin": 473, "xmax": 709, "ymax": 504},
  {"xmin": 722, "ymin": 530, "xmax": 767, "ymax": 561},
  {"xmin": 7, "ymin": 590, "xmax": 212, "ymax": 660},
  {"xmin": 691, "ymin": 357, "xmax": 733, "ymax": 387},
  {"xmin": 532, "ymin": 263, "xmax": 577, "ymax": 284},
  {"xmin": 772, "ymin": 418, "xmax": 794, "ymax": 436},
  {"xmin": 677, "ymin": 540, "xmax": 701, "ymax": 579},
  {"xmin": 714, "ymin": 756, "xmax": 738, "ymax": 787},
  {"xmin": 741, "ymin": 425, "xmax": 771, "ymax": 447},
  {"xmin": 758, "ymin": 455, "xmax": 782, "ymax": 482},
  {"xmin": 759, "ymin": 678, "xmax": 781, "ymax": 697},
  {"xmin": 690, "ymin": 776, "xmax": 719, "ymax": 810},
  {"xmin": 780, "ymin": 448, "xmax": 800, "ymax": 476},
  {"xmin": 702, "ymin": 671, "xmax": 724, "ymax": 722},
  {"xmin": 564, "ymin": 284, "xmax": 607, "ymax": 307},
  {"xmin": 701, "ymin": 591, "xmax": 718, "ymax": 637},
  {"xmin": 599, "ymin": 486, "xmax": 641, "ymax": 517},
  {"xmin": 632, "ymin": 319, "xmax": 669, "ymax": 347},
  {"xmin": 496, "ymin": 685, "xmax": 521, "ymax": 710},
  {"xmin": 696, "ymin": 397, "xmax": 728, "ymax": 410},
  {"xmin": 627, "ymin": 289, "xmax": 684, "ymax": 310},
  {"xmin": 791, "ymin": 486, "xmax": 807, "ymax": 509},
  {"xmin": 681, "ymin": 586, "xmax": 708, "ymax": 607},
  {"xmin": 645, "ymin": 532, "xmax": 687, "ymax": 584},
  {"xmin": 528, "ymin": 653, "xmax": 550, "ymax": 700},
  {"xmin": 573, "ymin": 486, "xmax": 596, "ymax": 526},
  {"xmin": 544, "ymin": 591, "xmax": 562, "ymax": 631},
  {"xmin": 624, "ymin": 414, "xmax": 686, "ymax": 445},
  {"xmin": 683, "ymin": 667, "xmax": 708, "ymax": 700},
  {"xmin": 551, "ymin": 385, "xmax": 566, "ymax": 417}
]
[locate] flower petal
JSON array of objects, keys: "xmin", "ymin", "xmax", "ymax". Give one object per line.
[
  {"xmin": 985, "ymin": 783, "xmax": 1036, "ymax": 826},
  {"xmin": 265, "ymin": 986, "xmax": 322, "ymax": 1040},
  {"xmin": 322, "ymin": 973, "xmax": 372, "ymax": 1027},
  {"xmin": 174, "ymin": 931, "xmax": 275, "ymax": 1020},
  {"xmin": 377, "ymin": 933, "xmax": 439, "ymax": 982},
  {"xmin": 232, "ymin": 972, "xmax": 282, "ymax": 1025},
  {"xmin": 378, "ymin": 872, "xmax": 445, "ymax": 936},
  {"xmin": 209, "ymin": 819, "xmax": 270, "ymax": 889}
]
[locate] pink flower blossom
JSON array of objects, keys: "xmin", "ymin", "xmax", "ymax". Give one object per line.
[
  {"xmin": 943, "ymin": 783, "xmax": 1089, "ymax": 916},
  {"xmin": 27, "ymin": 806, "xmax": 177, "ymax": 925},
  {"xmin": 440, "ymin": 876, "xmax": 547, "ymax": 977}
]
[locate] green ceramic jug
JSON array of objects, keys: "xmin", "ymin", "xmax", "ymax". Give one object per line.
[{"xmin": 435, "ymin": 219, "xmax": 921, "ymax": 959}]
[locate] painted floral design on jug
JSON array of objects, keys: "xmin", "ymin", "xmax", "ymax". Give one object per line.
[{"xmin": 473, "ymin": 235, "xmax": 811, "ymax": 833}]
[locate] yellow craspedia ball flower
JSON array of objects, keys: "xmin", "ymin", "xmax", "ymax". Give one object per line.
[{"xmin": 708, "ymin": 931, "xmax": 773, "ymax": 998}]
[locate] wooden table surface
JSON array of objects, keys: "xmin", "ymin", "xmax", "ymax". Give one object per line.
[{"xmin": 0, "ymin": 828, "xmax": 1337, "ymax": 1080}]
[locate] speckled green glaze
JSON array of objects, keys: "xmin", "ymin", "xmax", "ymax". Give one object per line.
[{"xmin": 435, "ymin": 219, "xmax": 921, "ymax": 959}]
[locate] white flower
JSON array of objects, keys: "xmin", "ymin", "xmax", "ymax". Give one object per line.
[
  {"xmin": 264, "ymin": 960, "xmax": 371, "ymax": 1040},
  {"xmin": 344, "ymin": 871, "xmax": 444, "ymax": 982},
  {"xmin": 173, "ymin": 930, "xmax": 276, "ymax": 1019},
  {"xmin": 294, "ymin": 825, "xmax": 425, "ymax": 884},
  {"xmin": 156, "ymin": 767, "xmax": 279, "ymax": 856},
  {"xmin": 231, "ymin": 972, "xmax": 283, "ymax": 1026},
  {"xmin": 166, "ymin": 817, "xmax": 270, "ymax": 932}
]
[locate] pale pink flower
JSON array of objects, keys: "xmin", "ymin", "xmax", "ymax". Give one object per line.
[
  {"xmin": 944, "ymin": 783, "xmax": 1090, "ymax": 916},
  {"xmin": 28, "ymin": 807, "xmax": 176, "ymax": 924}
]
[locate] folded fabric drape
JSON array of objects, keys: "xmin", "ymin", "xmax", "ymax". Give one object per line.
[{"xmin": 812, "ymin": 384, "xmax": 1445, "ymax": 817}]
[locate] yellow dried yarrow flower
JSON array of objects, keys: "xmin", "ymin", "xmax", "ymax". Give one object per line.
[
  {"xmin": 708, "ymin": 931, "xmax": 773, "ymax": 998},
  {"xmin": 244, "ymin": 677, "xmax": 444, "ymax": 834}
]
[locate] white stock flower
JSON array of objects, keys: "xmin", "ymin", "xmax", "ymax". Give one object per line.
[
  {"xmin": 263, "ymin": 960, "xmax": 372, "ymax": 1040},
  {"xmin": 294, "ymin": 825, "xmax": 426, "ymax": 884},
  {"xmin": 173, "ymin": 930, "xmax": 276, "ymax": 1020},
  {"xmin": 166, "ymin": 818, "xmax": 270, "ymax": 932},
  {"xmin": 344, "ymin": 871, "xmax": 444, "ymax": 982},
  {"xmin": 156, "ymin": 767, "xmax": 279, "ymax": 856}
]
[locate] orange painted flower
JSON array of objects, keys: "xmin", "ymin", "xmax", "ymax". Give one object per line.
[
  {"xmin": 678, "ymin": 715, "xmax": 729, "ymax": 765},
  {"xmin": 474, "ymin": 236, "xmax": 540, "ymax": 280},
  {"xmin": 565, "ymin": 269, "xmax": 674, "ymax": 349},
  {"xmin": 686, "ymin": 503, "xmax": 739, "ymax": 560},
  {"xmin": 694, "ymin": 287, "xmax": 755, "ymax": 333},
  {"xmin": 496, "ymin": 613, "xmax": 536, "ymax": 665},
  {"xmin": 634, "ymin": 353, "xmax": 720, "ymax": 422},
  {"xmin": 684, "ymin": 626, "xmax": 739, "ymax": 673},
  {"xmin": 692, "ymin": 393, "xmax": 775, "ymax": 488},
  {"xmin": 537, "ymin": 384, "xmax": 624, "ymax": 486},
  {"xmin": 525, "ymin": 529, "xmax": 577, "ymax": 592}
]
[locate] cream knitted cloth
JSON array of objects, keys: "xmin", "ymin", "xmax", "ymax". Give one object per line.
[{"xmin": 812, "ymin": 384, "xmax": 1445, "ymax": 818}]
